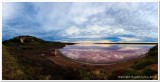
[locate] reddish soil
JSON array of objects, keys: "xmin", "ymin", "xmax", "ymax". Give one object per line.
[{"xmin": 149, "ymin": 64, "xmax": 158, "ymax": 80}]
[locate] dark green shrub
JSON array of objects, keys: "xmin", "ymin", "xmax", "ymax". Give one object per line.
[
  {"xmin": 124, "ymin": 69, "xmax": 140, "ymax": 76},
  {"xmin": 142, "ymin": 68, "xmax": 157, "ymax": 76},
  {"xmin": 148, "ymin": 50, "xmax": 158, "ymax": 57},
  {"xmin": 132, "ymin": 59, "xmax": 153, "ymax": 70},
  {"xmin": 79, "ymin": 68, "xmax": 97, "ymax": 80},
  {"xmin": 108, "ymin": 69, "xmax": 125, "ymax": 80}
]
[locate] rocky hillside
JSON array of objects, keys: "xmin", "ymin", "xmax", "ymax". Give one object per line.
[
  {"xmin": 3, "ymin": 35, "xmax": 46, "ymax": 44},
  {"xmin": 2, "ymin": 35, "xmax": 70, "ymax": 49}
]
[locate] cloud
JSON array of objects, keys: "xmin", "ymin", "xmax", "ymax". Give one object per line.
[
  {"xmin": 2, "ymin": 2, "xmax": 158, "ymax": 42},
  {"xmin": 118, "ymin": 37, "xmax": 141, "ymax": 42},
  {"xmin": 62, "ymin": 26, "xmax": 80, "ymax": 36},
  {"xmin": 2, "ymin": 3, "xmax": 23, "ymax": 22},
  {"xmin": 59, "ymin": 25, "xmax": 127, "ymax": 40},
  {"xmin": 75, "ymin": 40, "xmax": 112, "ymax": 43}
]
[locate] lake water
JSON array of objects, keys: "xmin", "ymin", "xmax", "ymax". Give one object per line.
[{"xmin": 59, "ymin": 44, "xmax": 155, "ymax": 64}]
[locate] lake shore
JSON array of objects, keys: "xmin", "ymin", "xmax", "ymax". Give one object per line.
[{"xmin": 48, "ymin": 48, "xmax": 147, "ymax": 74}]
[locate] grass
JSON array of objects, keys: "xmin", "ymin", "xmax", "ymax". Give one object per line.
[
  {"xmin": 132, "ymin": 59, "xmax": 154, "ymax": 70},
  {"xmin": 2, "ymin": 45, "xmax": 53, "ymax": 80},
  {"xmin": 79, "ymin": 68, "xmax": 96, "ymax": 80},
  {"xmin": 2, "ymin": 45, "xmax": 28, "ymax": 80}
]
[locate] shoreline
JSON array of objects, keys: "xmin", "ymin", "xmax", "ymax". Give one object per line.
[
  {"xmin": 55, "ymin": 49, "xmax": 148, "ymax": 66},
  {"xmin": 48, "ymin": 48, "xmax": 148, "ymax": 71}
]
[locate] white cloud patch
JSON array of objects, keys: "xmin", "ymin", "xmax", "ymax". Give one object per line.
[
  {"xmin": 118, "ymin": 37, "xmax": 141, "ymax": 42},
  {"xmin": 63, "ymin": 26, "xmax": 80, "ymax": 36},
  {"xmin": 2, "ymin": 3, "xmax": 23, "ymax": 22}
]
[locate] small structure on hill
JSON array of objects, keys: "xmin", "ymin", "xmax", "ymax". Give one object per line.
[{"xmin": 20, "ymin": 38, "xmax": 25, "ymax": 43}]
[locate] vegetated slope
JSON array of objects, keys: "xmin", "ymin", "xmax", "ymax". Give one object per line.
[
  {"xmin": 3, "ymin": 35, "xmax": 45, "ymax": 44},
  {"xmin": 2, "ymin": 45, "xmax": 27, "ymax": 80},
  {"xmin": 108, "ymin": 44, "xmax": 158, "ymax": 80},
  {"xmin": 2, "ymin": 45, "xmax": 41, "ymax": 79},
  {"xmin": 3, "ymin": 35, "xmax": 67, "ymax": 48}
]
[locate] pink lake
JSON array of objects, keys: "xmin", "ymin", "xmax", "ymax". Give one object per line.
[{"xmin": 59, "ymin": 44, "xmax": 155, "ymax": 64}]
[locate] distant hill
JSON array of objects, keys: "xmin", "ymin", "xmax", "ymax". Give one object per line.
[
  {"xmin": 2, "ymin": 35, "xmax": 75, "ymax": 49},
  {"xmin": 3, "ymin": 35, "xmax": 75, "ymax": 45},
  {"xmin": 3, "ymin": 35, "xmax": 46, "ymax": 44}
]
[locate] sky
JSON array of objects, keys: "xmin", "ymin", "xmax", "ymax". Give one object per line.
[{"xmin": 2, "ymin": 2, "xmax": 158, "ymax": 43}]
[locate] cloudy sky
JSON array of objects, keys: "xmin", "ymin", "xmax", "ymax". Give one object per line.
[{"xmin": 2, "ymin": 2, "xmax": 158, "ymax": 43}]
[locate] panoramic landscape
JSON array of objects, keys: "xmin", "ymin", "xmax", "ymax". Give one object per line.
[{"xmin": 2, "ymin": 2, "xmax": 158, "ymax": 80}]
